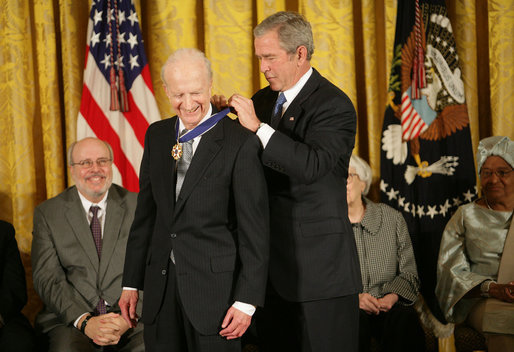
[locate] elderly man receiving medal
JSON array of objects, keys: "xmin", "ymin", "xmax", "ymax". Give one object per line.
[{"xmin": 119, "ymin": 48, "xmax": 270, "ymax": 352}]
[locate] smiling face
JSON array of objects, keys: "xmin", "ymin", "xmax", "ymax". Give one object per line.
[
  {"xmin": 480, "ymin": 155, "xmax": 514, "ymax": 208},
  {"xmin": 163, "ymin": 58, "xmax": 212, "ymax": 130},
  {"xmin": 254, "ymin": 29, "xmax": 307, "ymax": 92},
  {"xmin": 70, "ymin": 138, "xmax": 113, "ymax": 203}
]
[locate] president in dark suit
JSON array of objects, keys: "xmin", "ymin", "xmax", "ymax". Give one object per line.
[
  {"xmin": 228, "ymin": 11, "xmax": 362, "ymax": 352},
  {"xmin": 119, "ymin": 48, "xmax": 269, "ymax": 352},
  {"xmin": 31, "ymin": 137, "xmax": 144, "ymax": 351}
]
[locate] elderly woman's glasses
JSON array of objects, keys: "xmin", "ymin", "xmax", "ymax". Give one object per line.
[
  {"xmin": 480, "ymin": 168, "xmax": 513, "ymax": 179},
  {"xmin": 71, "ymin": 158, "xmax": 112, "ymax": 169},
  {"xmin": 348, "ymin": 173, "xmax": 360, "ymax": 182}
]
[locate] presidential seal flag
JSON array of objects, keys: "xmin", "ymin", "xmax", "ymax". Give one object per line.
[
  {"xmin": 380, "ymin": 0, "xmax": 476, "ymax": 321},
  {"xmin": 77, "ymin": 0, "xmax": 160, "ymax": 192}
]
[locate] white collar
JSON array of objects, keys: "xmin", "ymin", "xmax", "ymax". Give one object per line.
[
  {"xmin": 77, "ymin": 188, "xmax": 109, "ymax": 215},
  {"xmin": 282, "ymin": 67, "xmax": 313, "ymax": 109}
]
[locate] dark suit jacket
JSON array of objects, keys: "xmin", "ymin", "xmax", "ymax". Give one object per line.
[
  {"xmin": 252, "ymin": 68, "xmax": 362, "ymax": 302},
  {"xmin": 31, "ymin": 184, "xmax": 140, "ymax": 333},
  {"xmin": 0, "ymin": 221, "xmax": 27, "ymax": 324},
  {"xmin": 122, "ymin": 115, "xmax": 269, "ymax": 335}
]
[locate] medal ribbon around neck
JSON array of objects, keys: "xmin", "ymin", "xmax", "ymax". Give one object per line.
[{"xmin": 171, "ymin": 108, "xmax": 230, "ymax": 160}]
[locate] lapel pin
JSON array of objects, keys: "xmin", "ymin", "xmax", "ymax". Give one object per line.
[{"xmin": 289, "ymin": 117, "xmax": 295, "ymax": 121}]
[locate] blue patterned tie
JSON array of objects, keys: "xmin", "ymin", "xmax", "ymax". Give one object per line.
[
  {"xmin": 90, "ymin": 206, "xmax": 107, "ymax": 315},
  {"xmin": 271, "ymin": 92, "xmax": 287, "ymax": 128}
]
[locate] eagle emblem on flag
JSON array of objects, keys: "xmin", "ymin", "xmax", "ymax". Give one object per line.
[
  {"xmin": 380, "ymin": 0, "xmax": 477, "ymax": 323},
  {"xmin": 382, "ymin": 2, "xmax": 470, "ymax": 185}
]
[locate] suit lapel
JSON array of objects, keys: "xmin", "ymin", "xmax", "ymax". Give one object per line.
[
  {"xmin": 99, "ymin": 187, "xmax": 125, "ymax": 281},
  {"xmin": 65, "ymin": 189, "xmax": 99, "ymax": 271},
  {"xmin": 279, "ymin": 68, "xmax": 321, "ymax": 132},
  {"xmin": 165, "ymin": 117, "xmax": 179, "ymax": 215},
  {"xmin": 173, "ymin": 119, "xmax": 224, "ymax": 218}
]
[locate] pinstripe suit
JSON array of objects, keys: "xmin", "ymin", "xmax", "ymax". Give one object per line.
[
  {"xmin": 31, "ymin": 184, "xmax": 143, "ymax": 349},
  {"xmin": 122, "ymin": 114, "xmax": 269, "ymax": 348}
]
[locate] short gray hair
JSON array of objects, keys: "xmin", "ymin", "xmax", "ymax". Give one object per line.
[
  {"xmin": 254, "ymin": 11, "xmax": 314, "ymax": 61},
  {"xmin": 160, "ymin": 48, "xmax": 213, "ymax": 86},
  {"xmin": 68, "ymin": 138, "xmax": 113, "ymax": 166},
  {"xmin": 349, "ymin": 154, "xmax": 372, "ymax": 196}
]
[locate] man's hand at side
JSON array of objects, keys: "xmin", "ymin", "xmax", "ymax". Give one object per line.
[
  {"xmin": 219, "ymin": 306, "xmax": 251, "ymax": 340},
  {"xmin": 119, "ymin": 289, "xmax": 139, "ymax": 328}
]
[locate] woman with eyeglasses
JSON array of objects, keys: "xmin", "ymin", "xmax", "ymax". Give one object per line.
[
  {"xmin": 347, "ymin": 155, "xmax": 425, "ymax": 351},
  {"xmin": 436, "ymin": 136, "xmax": 514, "ymax": 351}
]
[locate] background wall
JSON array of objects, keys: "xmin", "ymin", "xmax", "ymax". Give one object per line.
[{"xmin": 0, "ymin": 0, "xmax": 513, "ymax": 321}]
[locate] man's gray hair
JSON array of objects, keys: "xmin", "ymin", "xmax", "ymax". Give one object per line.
[
  {"xmin": 67, "ymin": 138, "xmax": 113, "ymax": 166},
  {"xmin": 254, "ymin": 11, "xmax": 314, "ymax": 61},
  {"xmin": 160, "ymin": 48, "xmax": 213, "ymax": 85},
  {"xmin": 349, "ymin": 154, "xmax": 372, "ymax": 196}
]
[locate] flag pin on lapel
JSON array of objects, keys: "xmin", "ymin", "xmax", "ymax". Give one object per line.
[{"xmin": 289, "ymin": 117, "xmax": 295, "ymax": 121}]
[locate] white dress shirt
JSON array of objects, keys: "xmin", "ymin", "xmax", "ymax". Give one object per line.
[{"xmin": 256, "ymin": 67, "xmax": 313, "ymax": 148}]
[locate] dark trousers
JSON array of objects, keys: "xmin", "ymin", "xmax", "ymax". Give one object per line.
[
  {"xmin": 257, "ymin": 283, "xmax": 359, "ymax": 352},
  {"xmin": 0, "ymin": 313, "xmax": 36, "ymax": 352},
  {"xmin": 144, "ymin": 260, "xmax": 240, "ymax": 352},
  {"xmin": 358, "ymin": 304, "xmax": 425, "ymax": 352}
]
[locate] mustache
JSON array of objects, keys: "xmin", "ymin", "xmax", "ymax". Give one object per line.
[{"xmin": 85, "ymin": 173, "xmax": 106, "ymax": 179}]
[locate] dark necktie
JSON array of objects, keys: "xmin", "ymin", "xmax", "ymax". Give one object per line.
[
  {"xmin": 90, "ymin": 206, "xmax": 107, "ymax": 315},
  {"xmin": 176, "ymin": 130, "xmax": 193, "ymax": 201},
  {"xmin": 270, "ymin": 92, "xmax": 287, "ymax": 128}
]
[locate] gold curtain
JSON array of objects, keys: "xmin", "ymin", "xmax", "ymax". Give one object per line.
[{"xmin": 1, "ymin": 0, "xmax": 513, "ymax": 325}]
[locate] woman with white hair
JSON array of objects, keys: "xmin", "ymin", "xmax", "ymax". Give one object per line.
[
  {"xmin": 436, "ymin": 136, "xmax": 514, "ymax": 351},
  {"xmin": 347, "ymin": 155, "xmax": 425, "ymax": 351}
]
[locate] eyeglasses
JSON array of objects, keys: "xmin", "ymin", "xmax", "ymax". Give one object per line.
[
  {"xmin": 348, "ymin": 173, "xmax": 360, "ymax": 182},
  {"xmin": 480, "ymin": 168, "xmax": 513, "ymax": 179},
  {"xmin": 71, "ymin": 158, "xmax": 112, "ymax": 169}
]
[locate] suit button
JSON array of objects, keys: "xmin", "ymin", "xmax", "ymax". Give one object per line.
[
  {"xmin": 161, "ymin": 269, "xmax": 167, "ymax": 275},
  {"xmin": 170, "ymin": 233, "xmax": 177, "ymax": 238}
]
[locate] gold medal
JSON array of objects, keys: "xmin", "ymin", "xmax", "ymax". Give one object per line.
[{"xmin": 171, "ymin": 143, "xmax": 183, "ymax": 160}]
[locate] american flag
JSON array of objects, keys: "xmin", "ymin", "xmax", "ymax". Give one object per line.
[{"xmin": 77, "ymin": 0, "xmax": 160, "ymax": 192}]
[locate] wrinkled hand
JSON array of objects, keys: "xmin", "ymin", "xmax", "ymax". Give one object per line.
[
  {"xmin": 119, "ymin": 289, "xmax": 139, "ymax": 328},
  {"xmin": 377, "ymin": 293, "xmax": 398, "ymax": 312},
  {"xmin": 489, "ymin": 281, "xmax": 514, "ymax": 303},
  {"xmin": 219, "ymin": 306, "xmax": 251, "ymax": 340},
  {"xmin": 211, "ymin": 95, "xmax": 228, "ymax": 111},
  {"xmin": 359, "ymin": 293, "xmax": 381, "ymax": 315},
  {"xmin": 84, "ymin": 313, "xmax": 129, "ymax": 346},
  {"xmin": 228, "ymin": 94, "xmax": 261, "ymax": 132}
]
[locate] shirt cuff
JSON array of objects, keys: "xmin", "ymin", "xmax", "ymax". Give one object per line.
[
  {"xmin": 232, "ymin": 301, "xmax": 256, "ymax": 316},
  {"xmin": 123, "ymin": 287, "xmax": 138, "ymax": 291},
  {"xmin": 74, "ymin": 312, "xmax": 90, "ymax": 328},
  {"xmin": 256, "ymin": 123, "xmax": 274, "ymax": 148}
]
